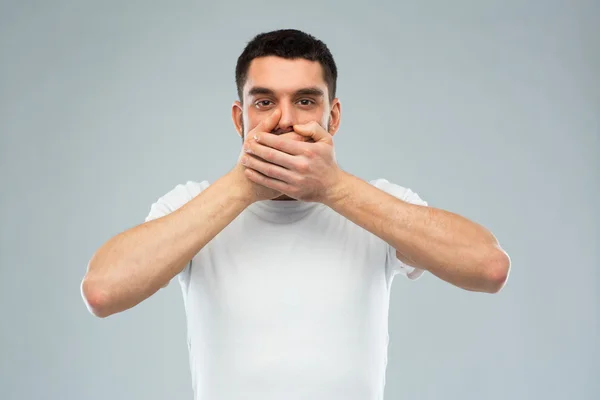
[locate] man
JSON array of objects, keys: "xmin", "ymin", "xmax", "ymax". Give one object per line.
[{"xmin": 81, "ymin": 29, "xmax": 510, "ymax": 400}]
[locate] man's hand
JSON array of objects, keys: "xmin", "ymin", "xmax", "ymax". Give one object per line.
[
  {"xmin": 240, "ymin": 121, "xmax": 344, "ymax": 203},
  {"xmin": 232, "ymin": 109, "xmax": 313, "ymax": 203}
]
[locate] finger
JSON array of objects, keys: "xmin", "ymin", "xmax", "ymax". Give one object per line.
[
  {"xmin": 244, "ymin": 168, "xmax": 292, "ymax": 197},
  {"xmin": 246, "ymin": 140, "xmax": 298, "ymax": 168},
  {"xmin": 280, "ymin": 131, "xmax": 315, "ymax": 143},
  {"xmin": 251, "ymin": 130, "xmax": 312, "ymax": 151},
  {"xmin": 293, "ymin": 121, "xmax": 332, "ymax": 143},
  {"xmin": 241, "ymin": 154, "xmax": 296, "ymax": 183},
  {"xmin": 252, "ymin": 133, "xmax": 308, "ymax": 158},
  {"xmin": 250, "ymin": 108, "xmax": 281, "ymax": 136}
]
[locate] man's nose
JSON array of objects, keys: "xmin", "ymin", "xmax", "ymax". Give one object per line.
[{"xmin": 273, "ymin": 104, "xmax": 296, "ymax": 135}]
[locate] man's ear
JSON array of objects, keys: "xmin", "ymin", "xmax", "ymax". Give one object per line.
[
  {"xmin": 232, "ymin": 101, "xmax": 244, "ymax": 138},
  {"xmin": 328, "ymin": 98, "xmax": 341, "ymax": 136}
]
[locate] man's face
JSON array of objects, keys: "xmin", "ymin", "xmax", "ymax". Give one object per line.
[{"xmin": 232, "ymin": 56, "xmax": 341, "ymax": 139}]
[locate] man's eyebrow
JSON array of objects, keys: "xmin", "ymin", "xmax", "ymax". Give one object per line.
[
  {"xmin": 247, "ymin": 87, "xmax": 275, "ymax": 97},
  {"xmin": 247, "ymin": 86, "xmax": 325, "ymax": 97},
  {"xmin": 294, "ymin": 87, "xmax": 325, "ymax": 97}
]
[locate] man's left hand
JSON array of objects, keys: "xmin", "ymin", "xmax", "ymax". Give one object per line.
[{"xmin": 240, "ymin": 121, "xmax": 344, "ymax": 203}]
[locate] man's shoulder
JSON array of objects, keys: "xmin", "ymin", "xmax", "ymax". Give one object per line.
[
  {"xmin": 146, "ymin": 180, "xmax": 210, "ymax": 217},
  {"xmin": 368, "ymin": 178, "xmax": 428, "ymax": 206}
]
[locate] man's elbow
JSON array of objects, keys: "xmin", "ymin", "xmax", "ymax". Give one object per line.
[
  {"xmin": 483, "ymin": 249, "xmax": 511, "ymax": 294},
  {"xmin": 80, "ymin": 276, "xmax": 114, "ymax": 318}
]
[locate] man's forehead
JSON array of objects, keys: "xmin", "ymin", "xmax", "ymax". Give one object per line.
[{"xmin": 244, "ymin": 56, "xmax": 328, "ymax": 95}]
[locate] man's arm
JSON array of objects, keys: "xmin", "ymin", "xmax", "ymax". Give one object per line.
[
  {"xmin": 323, "ymin": 172, "xmax": 511, "ymax": 293},
  {"xmin": 81, "ymin": 110, "xmax": 298, "ymax": 318},
  {"xmin": 240, "ymin": 121, "xmax": 510, "ymax": 293},
  {"xmin": 81, "ymin": 171, "xmax": 252, "ymax": 318}
]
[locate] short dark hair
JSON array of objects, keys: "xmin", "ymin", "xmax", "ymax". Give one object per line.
[{"xmin": 235, "ymin": 29, "xmax": 337, "ymax": 103}]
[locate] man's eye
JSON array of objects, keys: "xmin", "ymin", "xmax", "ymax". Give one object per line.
[
  {"xmin": 298, "ymin": 99, "xmax": 314, "ymax": 106},
  {"xmin": 255, "ymin": 100, "xmax": 273, "ymax": 108}
]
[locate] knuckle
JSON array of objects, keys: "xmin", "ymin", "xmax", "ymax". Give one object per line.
[
  {"xmin": 297, "ymin": 161, "xmax": 309, "ymax": 173},
  {"xmin": 303, "ymin": 149, "xmax": 315, "ymax": 158}
]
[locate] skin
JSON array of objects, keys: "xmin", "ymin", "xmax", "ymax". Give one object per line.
[
  {"xmin": 81, "ymin": 54, "xmax": 510, "ymax": 319},
  {"xmin": 232, "ymin": 56, "xmax": 341, "ymax": 201},
  {"xmin": 233, "ymin": 56, "xmax": 511, "ymax": 293}
]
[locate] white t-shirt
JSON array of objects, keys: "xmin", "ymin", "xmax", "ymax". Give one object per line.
[{"xmin": 145, "ymin": 178, "xmax": 427, "ymax": 400}]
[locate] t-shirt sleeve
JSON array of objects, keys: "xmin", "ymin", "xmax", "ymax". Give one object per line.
[
  {"xmin": 144, "ymin": 180, "xmax": 210, "ymax": 287},
  {"xmin": 370, "ymin": 178, "xmax": 429, "ymax": 281}
]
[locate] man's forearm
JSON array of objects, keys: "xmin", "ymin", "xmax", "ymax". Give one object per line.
[
  {"xmin": 323, "ymin": 172, "xmax": 510, "ymax": 293},
  {"xmin": 82, "ymin": 171, "xmax": 252, "ymax": 317}
]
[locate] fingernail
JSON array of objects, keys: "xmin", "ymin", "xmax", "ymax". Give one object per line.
[
  {"xmin": 241, "ymin": 156, "xmax": 247, "ymax": 165},
  {"xmin": 245, "ymin": 147, "xmax": 252, "ymax": 154},
  {"xmin": 253, "ymin": 134, "xmax": 259, "ymax": 142}
]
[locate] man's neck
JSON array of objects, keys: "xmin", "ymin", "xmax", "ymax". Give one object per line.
[{"xmin": 273, "ymin": 194, "xmax": 296, "ymax": 201}]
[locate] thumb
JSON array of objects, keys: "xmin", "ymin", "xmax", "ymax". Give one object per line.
[
  {"xmin": 293, "ymin": 121, "xmax": 331, "ymax": 143},
  {"xmin": 252, "ymin": 108, "xmax": 281, "ymax": 134}
]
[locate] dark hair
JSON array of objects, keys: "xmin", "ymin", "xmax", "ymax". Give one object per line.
[{"xmin": 235, "ymin": 29, "xmax": 337, "ymax": 103}]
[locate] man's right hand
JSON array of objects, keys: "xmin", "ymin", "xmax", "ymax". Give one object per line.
[{"xmin": 231, "ymin": 109, "xmax": 312, "ymax": 203}]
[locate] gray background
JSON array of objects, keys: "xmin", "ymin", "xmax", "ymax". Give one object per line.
[{"xmin": 1, "ymin": 1, "xmax": 598, "ymax": 399}]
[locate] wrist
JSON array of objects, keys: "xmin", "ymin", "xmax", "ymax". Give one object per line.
[
  {"xmin": 322, "ymin": 169, "xmax": 353, "ymax": 208},
  {"xmin": 223, "ymin": 168, "xmax": 256, "ymax": 207}
]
